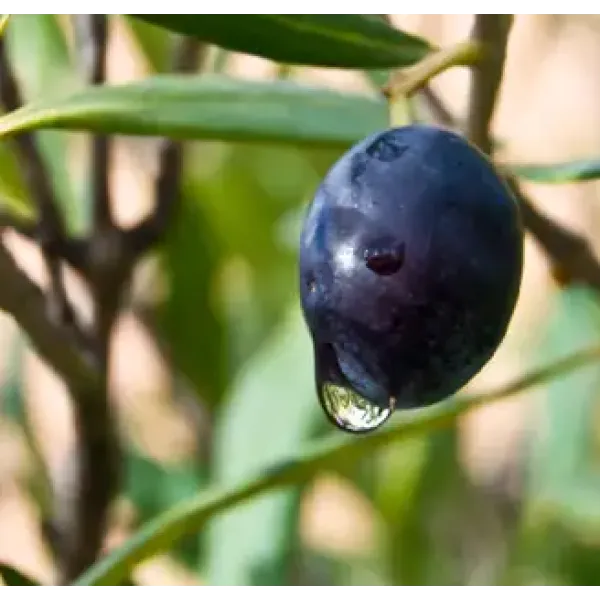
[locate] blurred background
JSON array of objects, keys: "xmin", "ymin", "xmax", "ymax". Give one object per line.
[{"xmin": 1, "ymin": 13, "xmax": 600, "ymax": 585}]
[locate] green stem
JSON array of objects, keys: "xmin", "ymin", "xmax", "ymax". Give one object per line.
[
  {"xmin": 384, "ymin": 39, "xmax": 482, "ymax": 101},
  {"xmin": 74, "ymin": 344, "xmax": 600, "ymax": 586}
]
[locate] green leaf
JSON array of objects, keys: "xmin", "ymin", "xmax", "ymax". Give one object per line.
[
  {"xmin": 124, "ymin": 15, "xmax": 172, "ymax": 73},
  {"xmin": 0, "ymin": 564, "xmax": 40, "ymax": 585},
  {"xmin": 0, "ymin": 141, "xmax": 31, "ymax": 214},
  {"xmin": 74, "ymin": 345, "xmax": 600, "ymax": 585},
  {"xmin": 186, "ymin": 141, "xmax": 326, "ymax": 366},
  {"xmin": 528, "ymin": 287, "xmax": 600, "ymax": 528},
  {"xmin": 516, "ymin": 287, "xmax": 600, "ymax": 583},
  {"xmin": 5, "ymin": 15, "xmax": 82, "ymax": 230},
  {"xmin": 206, "ymin": 306, "xmax": 316, "ymax": 585},
  {"xmin": 0, "ymin": 16, "xmax": 72, "ymax": 215},
  {"xmin": 125, "ymin": 446, "xmax": 205, "ymax": 569},
  {"xmin": 0, "ymin": 75, "xmax": 388, "ymax": 148},
  {"xmin": 509, "ymin": 159, "xmax": 600, "ymax": 184},
  {"xmin": 158, "ymin": 190, "xmax": 226, "ymax": 409},
  {"xmin": 132, "ymin": 15, "xmax": 432, "ymax": 69}
]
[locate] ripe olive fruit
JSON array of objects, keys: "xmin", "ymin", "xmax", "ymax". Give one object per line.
[{"xmin": 299, "ymin": 125, "xmax": 523, "ymax": 433}]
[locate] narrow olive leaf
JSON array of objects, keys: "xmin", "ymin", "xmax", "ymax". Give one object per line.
[
  {"xmin": 509, "ymin": 159, "xmax": 600, "ymax": 184},
  {"xmin": 0, "ymin": 75, "xmax": 388, "ymax": 148},
  {"xmin": 74, "ymin": 345, "xmax": 600, "ymax": 586},
  {"xmin": 0, "ymin": 564, "xmax": 40, "ymax": 585},
  {"xmin": 528, "ymin": 288, "xmax": 600, "ymax": 531},
  {"xmin": 132, "ymin": 15, "xmax": 432, "ymax": 69},
  {"xmin": 207, "ymin": 307, "xmax": 315, "ymax": 585},
  {"xmin": 5, "ymin": 15, "xmax": 81, "ymax": 229},
  {"xmin": 123, "ymin": 16, "xmax": 172, "ymax": 73}
]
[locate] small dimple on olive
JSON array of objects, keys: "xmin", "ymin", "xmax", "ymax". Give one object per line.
[
  {"xmin": 299, "ymin": 124, "xmax": 523, "ymax": 434},
  {"xmin": 364, "ymin": 243, "xmax": 405, "ymax": 276}
]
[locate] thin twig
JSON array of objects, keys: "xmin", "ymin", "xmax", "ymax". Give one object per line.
[
  {"xmin": 419, "ymin": 85, "xmax": 456, "ymax": 129},
  {"xmin": 0, "ymin": 37, "xmax": 76, "ymax": 327},
  {"xmin": 466, "ymin": 15, "xmax": 513, "ymax": 153},
  {"xmin": 0, "ymin": 242, "xmax": 98, "ymax": 391},
  {"xmin": 508, "ymin": 178, "xmax": 600, "ymax": 292},
  {"xmin": 48, "ymin": 14, "xmax": 121, "ymax": 584},
  {"xmin": 0, "ymin": 211, "xmax": 88, "ymax": 274},
  {"xmin": 128, "ymin": 37, "xmax": 204, "ymax": 254}
]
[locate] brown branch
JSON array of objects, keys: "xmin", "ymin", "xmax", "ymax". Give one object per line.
[
  {"xmin": 0, "ymin": 211, "xmax": 88, "ymax": 274},
  {"xmin": 74, "ymin": 14, "xmax": 111, "ymax": 230},
  {"xmin": 47, "ymin": 14, "xmax": 122, "ymax": 583},
  {"xmin": 128, "ymin": 37, "xmax": 204, "ymax": 254},
  {"xmin": 0, "ymin": 37, "xmax": 76, "ymax": 327},
  {"xmin": 0, "ymin": 220, "xmax": 107, "ymax": 581},
  {"xmin": 466, "ymin": 15, "xmax": 513, "ymax": 153},
  {"xmin": 0, "ymin": 243, "xmax": 97, "ymax": 391},
  {"xmin": 508, "ymin": 179, "xmax": 600, "ymax": 292},
  {"xmin": 54, "ymin": 28, "xmax": 206, "ymax": 583}
]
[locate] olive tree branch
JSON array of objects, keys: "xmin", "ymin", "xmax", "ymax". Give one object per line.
[
  {"xmin": 44, "ymin": 15, "xmax": 122, "ymax": 583},
  {"xmin": 74, "ymin": 343, "xmax": 600, "ymax": 586},
  {"xmin": 0, "ymin": 211, "xmax": 89, "ymax": 274},
  {"xmin": 0, "ymin": 37, "xmax": 77, "ymax": 328},
  {"xmin": 508, "ymin": 178, "xmax": 600, "ymax": 292},
  {"xmin": 0, "ymin": 242, "xmax": 98, "ymax": 391},
  {"xmin": 0, "ymin": 33, "xmax": 107, "ymax": 576},
  {"xmin": 466, "ymin": 14, "xmax": 513, "ymax": 153},
  {"xmin": 128, "ymin": 37, "xmax": 204, "ymax": 255},
  {"xmin": 50, "ymin": 32, "xmax": 205, "ymax": 582}
]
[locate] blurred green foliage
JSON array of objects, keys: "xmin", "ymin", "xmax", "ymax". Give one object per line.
[{"xmin": 1, "ymin": 14, "xmax": 600, "ymax": 587}]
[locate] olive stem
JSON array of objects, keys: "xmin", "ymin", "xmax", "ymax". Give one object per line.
[{"xmin": 383, "ymin": 39, "xmax": 483, "ymax": 102}]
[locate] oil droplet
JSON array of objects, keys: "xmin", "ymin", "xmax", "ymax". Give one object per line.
[{"xmin": 319, "ymin": 382, "xmax": 395, "ymax": 433}]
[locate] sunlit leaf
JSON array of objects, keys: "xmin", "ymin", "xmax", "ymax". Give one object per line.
[
  {"xmin": 132, "ymin": 15, "xmax": 432, "ymax": 69},
  {"xmin": 0, "ymin": 75, "xmax": 388, "ymax": 148}
]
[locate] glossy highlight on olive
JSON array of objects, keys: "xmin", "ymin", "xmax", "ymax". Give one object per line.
[{"xmin": 299, "ymin": 124, "xmax": 524, "ymax": 434}]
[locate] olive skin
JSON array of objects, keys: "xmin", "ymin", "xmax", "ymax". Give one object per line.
[{"xmin": 299, "ymin": 124, "xmax": 523, "ymax": 417}]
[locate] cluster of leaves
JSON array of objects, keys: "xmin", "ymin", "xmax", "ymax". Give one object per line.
[{"xmin": 1, "ymin": 14, "xmax": 600, "ymax": 586}]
